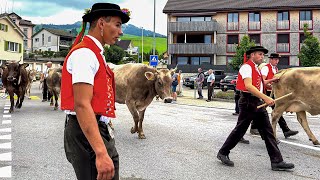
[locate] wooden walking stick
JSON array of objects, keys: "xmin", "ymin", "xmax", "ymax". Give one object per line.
[{"xmin": 257, "ymin": 92, "xmax": 293, "ymax": 109}]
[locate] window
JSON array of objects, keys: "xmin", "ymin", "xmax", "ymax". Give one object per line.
[
  {"xmin": 48, "ymin": 48, "xmax": 51, "ymax": 51},
  {"xmin": 249, "ymin": 12, "xmax": 260, "ymax": 22},
  {"xmin": 191, "ymin": 17, "xmax": 204, "ymax": 21},
  {"xmin": 5, "ymin": 41, "xmax": 21, "ymax": 52},
  {"xmin": 0, "ymin": 23, "xmax": 8, "ymax": 31},
  {"xmin": 204, "ymin": 17, "xmax": 211, "ymax": 21},
  {"xmin": 23, "ymin": 28, "xmax": 28, "ymax": 36},
  {"xmin": 12, "ymin": 19, "xmax": 16, "ymax": 23},
  {"xmin": 278, "ymin": 56, "xmax": 289, "ymax": 65},
  {"xmin": 24, "ymin": 40, "xmax": 28, "ymax": 48},
  {"xmin": 278, "ymin": 11, "xmax": 289, "ymax": 21},
  {"xmin": 177, "ymin": 57, "xmax": 188, "ymax": 65},
  {"xmin": 35, "ymin": 38, "xmax": 39, "ymax": 42},
  {"xmin": 227, "ymin": 56, "xmax": 233, "ymax": 65},
  {"xmin": 191, "ymin": 57, "xmax": 200, "ymax": 65},
  {"xmin": 300, "ymin": 10, "xmax": 312, "ymax": 20},
  {"xmin": 228, "ymin": 13, "xmax": 238, "ymax": 22},
  {"xmin": 300, "ymin": 33, "xmax": 307, "ymax": 43},
  {"xmin": 48, "ymin": 36, "xmax": 51, "ymax": 42},
  {"xmin": 227, "ymin": 35, "xmax": 238, "ymax": 44},
  {"xmin": 249, "ymin": 34, "xmax": 260, "ymax": 44},
  {"xmin": 277, "ymin": 34, "xmax": 289, "ymax": 43},
  {"xmin": 177, "ymin": 17, "xmax": 190, "ymax": 22},
  {"xmin": 204, "ymin": 35, "xmax": 212, "ymax": 44},
  {"xmin": 42, "ymin": 34, "xmax": 44, "ymax": 46},
  {"xmin": 200, "ymin": 57, "xmax": 210, "ymax": 64}
]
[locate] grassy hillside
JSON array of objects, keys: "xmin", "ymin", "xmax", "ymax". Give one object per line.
[{"xmin": 121, "ymin": 34, "xmax": 167, "ymax": 55}]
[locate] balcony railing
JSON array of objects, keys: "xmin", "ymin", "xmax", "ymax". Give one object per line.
[
  {"xmin": 168, "ymin": 43, "xmax": 217, "ymax": 54},
  {"xmin": 277, "ymin": 20, "xmax": 289, "ymax": 30},
  {"xmin": 249, "ymin": 21, "xmax": 260, "ymax": 30},
  {"xmin": 59, "ymin": 40, "xmax": 72, "ymax": 46},
  {"xmin": 227, "ymin": 44, "xmax": 237, "ymax": 53},
  {"xmin": 227, "ymin": 22, "xmax": 238, "ymax": 31},
  {"xmin": 168, "ymin": 21, "xmax": 218, "ymax": 32},
  {"xmin": 300, "ymin": 20, "xmax": 312, "ymax": 29},
  {"xmin": 277, "ymin": 43, "xmax": 289, "ymax": 52}
]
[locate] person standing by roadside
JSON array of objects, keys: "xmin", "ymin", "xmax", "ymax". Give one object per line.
[
  {"xmin": 61, "ymin": 3, "xmax": 130, "ymax": 180},
  {"xmin": 217, "ymin": 46, "xmax": 295, "ymax": 171},
  {"xmin": 171, "ymin": 72, "xmax": 178, "ymax": 102},
  {"xmin": 206, "ymin": 69, "xmax": 215, "ymax": 102},
  {"xmin": 177, "ymin": 70, "xmax": 183, "ymax": 96},
  {"xmin": 196, "ymin": 68, "xmax": 204, "ymax": 99},
  {"xmin": 41, "ymin": 61, "xmax": 52, "ymax": 102},
  {"xmin": 250, "ymin": 53, "xmax": 299, "ymax": 138}
]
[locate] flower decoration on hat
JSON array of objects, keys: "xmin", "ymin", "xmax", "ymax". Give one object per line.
[
  {"xmin": 84, "ymin": 8, "xmax": 91, "ymax": 15},
  {"xmin": 121, "ymin": 8, "xmax": 131, "ymax": 17}
]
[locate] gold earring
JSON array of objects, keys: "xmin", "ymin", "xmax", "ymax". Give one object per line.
[{"xmin": 101, "ymin": 29, "xmax": 103, "ymax": 37}]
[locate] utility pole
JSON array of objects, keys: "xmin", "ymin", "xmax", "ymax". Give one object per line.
[
  {"xmin": 141, "ymin": 27, "xmax": 144, "ymax": 63},
  {"xmin": 153, "ymin": 0, "xmax": 156, "ymax": 55}
]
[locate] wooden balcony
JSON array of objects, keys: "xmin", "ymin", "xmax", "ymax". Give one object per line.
[
  {"xmin": 227, "ymin": 22, "xmax": 238, "ymax": 31},
  {"xmin": 227, "ymin": 44, "xmax": 237, "ymax": 53},
  {"xmin": 168, "ymin": 43, "xmax": 217, "ymax": 54},
  {"xmin": 249, "ymin": 21, "xmax": 260, "ymax": 30},
  {"xmin": 168, "ymin": 21, "xmax": 218, "ymax": 32},
  {"xmin": 300, "ymin": 20, "xmax": 312, "ymax": 29}
]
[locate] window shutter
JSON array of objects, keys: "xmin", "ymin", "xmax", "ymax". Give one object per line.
[
  {"xmin": 4, "ymin": 41, "xmax": 8, "ymax": 51},
  {"xmin": 19, "ymin": 43, "xmax": 22, "ymax": 53},
  {"xmin": 5, "ymin": 25, "xmax": 8, "ymax": 32}
]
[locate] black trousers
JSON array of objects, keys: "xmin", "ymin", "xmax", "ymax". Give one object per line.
[
  {"xmin": 251, "ymin": 91, "xmax": 290, "ymax": 132},
  {"xmin": 207, "ymin": 84, "xmax": 214, "ymax": 100},
  {"xmin": 234, "ymin": 90, "xmax": 240, "ymax": 113},
  {"xmin": 42, "ymin": 79, "xmax": 52, "ymax": 100},
  {"xmin": 219, "ymin": 92, "xmax": 283, "ymax": 163},
  {"xmin": 64, "ymin": 115, "xmax": 119, "ymax": 180}
]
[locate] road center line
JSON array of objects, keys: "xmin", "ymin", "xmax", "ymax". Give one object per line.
[{"xmin": 280, "ymin": 140, "xmax": 320, "ymax": 151}]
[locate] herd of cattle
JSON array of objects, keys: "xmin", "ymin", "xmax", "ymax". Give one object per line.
[{"xmin": 0, "ymin": 61, "xmax": 320, "ymax": 146}]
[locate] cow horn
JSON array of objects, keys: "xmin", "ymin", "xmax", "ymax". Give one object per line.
[{"xmin": 17, "ymin": 57, "xmax": 22, "ymax": 64}]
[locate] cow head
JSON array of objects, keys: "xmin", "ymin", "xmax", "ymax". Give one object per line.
[
  {"xmin": 145, "ymin": 67, "xmax": 177, "ymax": 103},
  {"xmin": 5, "ymin": 60, "xmax": 29, "ymax": 83}
]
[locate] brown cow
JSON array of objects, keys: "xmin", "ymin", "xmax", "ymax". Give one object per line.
[
  {"xmin": 272, "ymin": 67, "xmax": 320, "ymax": 145},
  {"xmin": 114, "ymin": 63, "xmax": 175, "ymax": 139},
  {"xmin": 46, "ymin": 67, "xmax": 62, "ymax": 110},
  {"xmin": 1, "ymin": 60, "xmax": 29, "ymax": 113},
  {"xmin": 25, "ymin": 69, "xmax": 36, "ymax": 99}
]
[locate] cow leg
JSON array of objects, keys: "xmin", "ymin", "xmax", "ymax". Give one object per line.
[
  {"xmin": 126, "ymin": 101, "xmax": 139, "ymax": 136},
  {"xmin": 53, "ymin": 91, "xmax": 58, "ymax": 110},
  {"xmin": 18, "ymin": 93, "xmax": 25, "ymax": 109},
  {"xmin": 271, "ymin": 106, "xmax": 287, "ymax": 141},
  {"xmin": 9, "ymin": 92, "xmax": 14, "ymax": 113},
  {"xmin": 296, "ymin": 111, "xmax": 320, "ymax": 145},
  {"xmin": 15, "ymin": 95, "xmax": 20, "ymax": 108},
  {"xmin": 138, "ymin": 109, "xmax": 146, "ymax": 139}
]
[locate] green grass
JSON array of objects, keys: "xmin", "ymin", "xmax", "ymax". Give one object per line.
[
  {"xmin": 121, "ymin": 34, "xmax": 167, "ymax": 55},
  {"xmin": 215, "ymin": 91, "xmax": 235, "ymax": 100}
]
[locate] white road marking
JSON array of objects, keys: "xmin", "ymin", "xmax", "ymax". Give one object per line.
[
  {"xmin": 4, "ymin": 105, "xmax": 10, "ymax": 107},
  {"xmin": 4, "ymin": 107, "xmax": 9, "ymax": 110},
  {"xmin": 0, "ymin": 135, "xmax": 11, "ymax": 140},
  {"xmin": 2, "ymin": 120, "xmax": 11, "ymax": 125},
  {"xmin": 280, "ymin": 140, "xmax": 320, "ymax": 151},
  {"xmin": 3, "ymin": 110, "xmax": 9, "ymax": 114},
  {"xmin": 0, "ymin": 143, "xmax": 11, "ymax": 149},
  {"xmin": 3, "ymin": 115, "xmax": 11, "ymax": 118},
  {"xmin": 0, "ymin": 166, "xmax": 11, "ymax": 177},
  {"xmin": 0, "ymin": 128, "xmax": 11, "ymax": 133},
  {"xmin": 0, "ymin": 152, "xmax": 11, "ymax": 161}
]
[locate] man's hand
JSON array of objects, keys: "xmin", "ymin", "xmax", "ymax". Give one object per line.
[
  {"xmin": 96, "ymin": 153, "xmax": 115, "ymax": 180},
  {"xmin": 263, "ymin": 96, "xmax": 275, "ymax": 106}
]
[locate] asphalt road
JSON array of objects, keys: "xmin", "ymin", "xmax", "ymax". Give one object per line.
[{"xmin": 1, "ymin": 81, "xmax": 320, "ymax": 180}]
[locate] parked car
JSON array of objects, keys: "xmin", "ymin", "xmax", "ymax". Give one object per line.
[
  {"xmin": 183, "ymin": 70, "xmax": 226, "ymax": 89},
  {"xmin": 35, "ymin": 71, "xmax": 41, "ymax": 80},
  {"xmin": 220, "ymin": 75, "xmax": 238, "ymax": 91}
]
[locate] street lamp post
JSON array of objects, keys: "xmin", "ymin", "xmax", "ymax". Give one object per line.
[
  {"xmin": 141, "ymin": 27, "xmax": 144, "ymax": 63},
  {"xmin": 153, "ymin": 0, "xmax": 156, "ymax": 55}
]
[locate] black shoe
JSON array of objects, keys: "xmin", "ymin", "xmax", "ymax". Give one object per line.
[
  {"xmin": 250, "ymin": 129, "xmax": 260, "ymax": 136},
  {"xmin": 284, "ymin": 130, "xmax": 299, "ymax": 138},
  {"xmin": 42, "ymin": 99, "xmax": 47, "ymax": 102},
  {"xmin": 217, "ymin": 152, "xmax": 234, "ymax": 167},
  {"xmin": 206, "ymin": 99, "xmax": 211, "ymax": 102},
  {"xmin": 232, "ymin": 112, "xmax": 239, "ymax": 116},
  {"xmin": 271, "ymin": 161, "xmax": 295, "ymax": 171},
  {"xmin": 239, "ymin": 138, "xmax": 250, "ymax": 144}
]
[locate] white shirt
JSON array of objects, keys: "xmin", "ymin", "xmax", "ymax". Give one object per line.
[
  {"xmin": 239, "ymin": 63, "xmax": 263, "ymax": 93},
  {"xmin": 43, "ymin": 68, "xmax": 50, "ymax": 78},
  {"xmin": 207, "ymin": 73, "xmax": 215, "ymax": 82},
  {"xmin": 64, "ymin": 35, "xmax": 110, "ymax": 123},
  {"xmin": 261, "ymin": 64, "xmax": 277, "ymax": 77}
]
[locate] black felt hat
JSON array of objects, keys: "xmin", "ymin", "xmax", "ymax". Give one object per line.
[
  {"xmin": 82, "ymin": 3, "xmax": 130, "ymax": 24},
  {"xmin": 246, "ymin": 46, "xmax": 269, "ymax": 55},
  {"xmin": 268, "ymin": 53, "xmax": 281, "ymax": 58}
]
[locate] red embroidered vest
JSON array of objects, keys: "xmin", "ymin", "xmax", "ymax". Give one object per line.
[
  {"xmin": 236, "ymin": 60, "xmax": 263, "ymax": 92},
  {"xmin": 60, "ymin": 36, "xmax": 116, "ymax": 118},
  {"xmin": 265, "ymin": 63, "xmax": 277, "ymax": 91}
]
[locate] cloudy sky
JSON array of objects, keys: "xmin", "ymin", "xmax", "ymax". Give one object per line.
[{"xmin": 0, "ymin": 0, "xmax": 168, "ymax": 35}]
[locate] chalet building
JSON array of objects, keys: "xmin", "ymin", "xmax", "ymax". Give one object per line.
[{"xmin": 163, "ymin": 0, "xmax": 320, "ymax": 72}]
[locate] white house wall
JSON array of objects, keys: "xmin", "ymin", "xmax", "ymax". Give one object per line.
[{"xmin": 33, "ymin": 30, "xmax": 59, "ymax": 52}]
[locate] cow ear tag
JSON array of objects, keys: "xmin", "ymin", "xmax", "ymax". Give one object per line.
[{"xmin": 145, "ymin": 72, "xmax": 155, "ymax": 81}]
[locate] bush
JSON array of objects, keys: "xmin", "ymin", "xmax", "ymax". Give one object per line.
[{"xmin": 215, "ymin": 91, "xmax": 234, "ymax": 100}]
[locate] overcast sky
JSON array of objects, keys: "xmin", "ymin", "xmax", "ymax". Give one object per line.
[{"xmin": 0, "ymin": 0, "xmax": 168, "ymax": 35}]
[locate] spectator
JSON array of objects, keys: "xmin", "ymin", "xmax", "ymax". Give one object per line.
[
  {"xmin": 196, "ymin": 68, "xmax": 204, "ymax": 99},
  {"xmin": 206, "ymin": 69, "xmax": 215, "ymax": 102},
  {"xmin": 177, "ymin": 70, "xmax": 183, "ymax": 96}
]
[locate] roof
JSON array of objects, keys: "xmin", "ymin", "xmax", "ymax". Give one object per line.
[
  {"xmin": 8, "ymin": 12, "xmax": 22, "ymax": 19},
  {"xmin": 163, "ymin": 0, "xmax": 320, "ymax": 13},
  {"xmin": 19, "ymin": 19, "xmax": 35, "ymax": 26},
  {"xmin": 33, "ymin": 28, "xmax": 75, "ymax": 38},
  {"xmin": 116, "ymin": 40, "xmax": 131, "ymax": 50},
  {"xmin": 0, "ymin": 15, "xmax": 26, "ymax": 38}
]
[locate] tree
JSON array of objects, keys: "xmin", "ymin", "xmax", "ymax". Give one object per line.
[
  {"xmin": 298, "ymin": 24, "xmax": 320, "ymax": 67},
  {"xmin": 230, "ymin": 35, "xmax": 256, "ymax": 71},
  {"xmin": 104, "ymin": 45, "xmax": 126, "ymax": 64}
]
